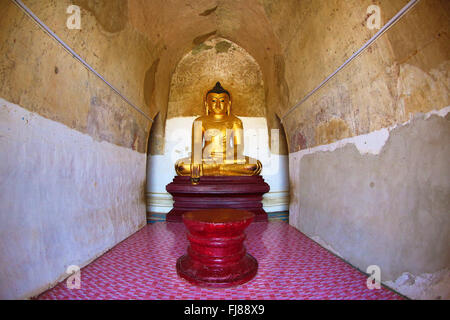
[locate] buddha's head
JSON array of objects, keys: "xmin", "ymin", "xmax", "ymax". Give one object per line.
[{"xmin": 205, "ymin": 82, "xmax": 231, "ymax": 116}]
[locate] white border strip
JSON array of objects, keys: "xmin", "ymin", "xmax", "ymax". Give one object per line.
[
  {"xmin": 11, "ymin": 0, "xmax": 153, "ymax": 122},
  {"xmin": 281, "ymin": 0, "xmax": 420, "ymax": 121}
]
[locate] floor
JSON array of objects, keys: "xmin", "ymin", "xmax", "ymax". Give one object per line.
[{"xmin": 37, "ymin": 222, "xmax": 403, "ymax": 300}]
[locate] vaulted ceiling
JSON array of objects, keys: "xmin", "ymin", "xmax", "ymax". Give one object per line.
[{"xmin": 127, "ymin": 0, "xmax": 291, "ymax": 153}]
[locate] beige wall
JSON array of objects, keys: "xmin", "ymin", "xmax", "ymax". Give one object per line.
[
  {"xmin": 0, "ymin": 0, "xmax": 152, "ymax": 298},
  {"xmin": 167, "ymin": 37, "xmax": 265, "ymax": 119},
  {"xmin": 280, "ymin": 0, "xmax": 450, "ymax": 299},
  {"xmin": 277, "ymin": 0, "xmax": 449, "ymax": 149}
]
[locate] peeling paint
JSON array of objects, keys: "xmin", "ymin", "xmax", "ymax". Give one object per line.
[
  {"xmin": 315, "ymin": 118, "xmax": 352, "ymax": 146},
  {"xmin": 192, "ymin": 43, "xmax": 214, "ymax": 55},
  {"xmin": 289, "ymin": 109, "xmax": 450, "ymax": 296},
  {"xmin": 192, "ymin": 30, "xmax": 217, "ymax": 45},
  {"xmin": 199, "ymin": 6, "xmax": 218, "ymax": 17},
  {"xmin": 215, "ymin": 40, "xmax": 232, "ymax": 53},
  {"xmin": 291, "ymin": 106, "xmax": 450, "ymax": 161},
  {"xmin": 0, "ymin": 0, "xmax": 152, "ymax": 153},
  {"xmin": 384, "ymin": 269, "xmax": 450, "ymax": 300}
]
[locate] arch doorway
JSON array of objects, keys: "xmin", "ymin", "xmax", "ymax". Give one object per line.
[{"xmin": 145, "ymin": 37, "xmax": 289, "ymax": 222}]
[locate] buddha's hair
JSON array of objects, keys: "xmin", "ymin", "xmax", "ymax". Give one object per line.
[{"xmin": 207, "ymin": 82, "xmax": 230, "ymax": 98}]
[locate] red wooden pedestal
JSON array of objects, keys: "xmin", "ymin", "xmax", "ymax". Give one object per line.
[
  {"xmin": 166, "ymin": 176, "xmax": 270, "ymax": 222},
  {"xmin": 176, "ymin": 209, "xmax": 258, "ymax": 288}
]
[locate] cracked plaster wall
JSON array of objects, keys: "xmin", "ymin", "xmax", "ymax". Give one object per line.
[
  {"xmin": 0, "ymin": 0, "xmax": 150, "ymax": 299},
  {"xmin": 283, "ymin": 0, "xmax": 449, "ymax": 299}
]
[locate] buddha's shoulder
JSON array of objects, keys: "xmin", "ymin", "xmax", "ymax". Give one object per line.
[
  {"xmin": 229, "ymin": 114, "xmax": 243, "ymax": 125},
  {"xmin": 193, "ymin": 115, "xmax": 208, "ymax": 122}
]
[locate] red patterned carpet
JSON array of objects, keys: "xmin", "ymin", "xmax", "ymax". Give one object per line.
[{"xmin": 37, "ymin": 222, "xmax": 402, "ymax": 300}]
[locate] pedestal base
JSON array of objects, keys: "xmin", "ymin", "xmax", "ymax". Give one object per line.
[
  {"xmin": 177, "ymin": 254, "xmax": 257, "ymax": 288},
  {"xmin": 176, "ymin": 209, "xmax": 258, "ymax": 288},
  {"xmin": 166, "ymin": 176, "xmax": 270, "ymax": 222}
]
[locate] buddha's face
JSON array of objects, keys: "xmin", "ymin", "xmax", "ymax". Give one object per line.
[{"xmin": 206, "ymin": 93, "xmax": 230, "ymax": 115}]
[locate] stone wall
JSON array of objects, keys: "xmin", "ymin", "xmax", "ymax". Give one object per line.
[
  {"xmin": 0, "ymin": 100, "xmax": 147, "ymax": 299},
  {"xmin": 277, "ymin": 0, "xmax": 449, "ymax": 149},
  {"xmin": 0, "ymin": 0, "xmax": 152, "ymax": 299},
  {"xmin": 289, "ymin": 110, "xmax": 450, "ymax": 299},
  {"xmin": 280, "ymin": 0, "xmax": 450, "ymax": 299},
  {"xmin": 167, "ymin": 38, "xmax": 265, "ymax": 120},
  {"xmin": 0, "ymin": 0, "xmax": 156, "ymax": 152}
]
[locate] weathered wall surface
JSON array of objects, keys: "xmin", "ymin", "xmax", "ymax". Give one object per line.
[
  {"xmin": 128, "ymin": 0, "xmax": 290, "ymax": 155},
  {"xmin": 0, "ymin": 1, "xmax": 151, "ymax": 299},
  {"xmin": 279, "ymin": 0, "xmax": 449, "ymax": 150},
  {"xmin": 0, "ymin": 0, "xmax": 154, "ymax": 152},
  {"xmin": 289, "ymin": 111, "xmax": 450, "ymax": 299},
  {"xmin": 282, "ymin": 0, "xmax": 450, "ymax": 299},
  {"xmin": 128, "ymin": 0, "xmax": 219, "ymax": 155},
  {"xmin": 167, "ymin": 38, "xmax": 265, "ymax": 119},
  {"xmin": 0, "ymin": 99, "xmax": 147, "ymax": 299}
]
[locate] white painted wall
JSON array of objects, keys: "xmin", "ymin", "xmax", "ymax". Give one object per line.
[
  {"xmin": 0, "ymin": 99, "xmax": 147, "ymax": 299},
  {"xmin": 146, "ymin": 116, "xmax": 289, "ymax": 214}
]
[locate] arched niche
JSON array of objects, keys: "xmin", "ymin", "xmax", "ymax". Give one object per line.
[
  {"xmin": 167, "ymin": 37, "xmax": 266, "ymax": 118},
  {"xmin": 146, "ymin": 37, "xmax": 289, "ymax": 222}
]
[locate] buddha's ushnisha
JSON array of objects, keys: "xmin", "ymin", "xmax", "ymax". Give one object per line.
[{"xmin": 175, "ymin": 82, "xmax": 262, "ymax": 184}]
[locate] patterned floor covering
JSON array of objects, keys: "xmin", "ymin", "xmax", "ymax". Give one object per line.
[{"xmin": 37, "ymin": 222, "xmax": 402, "ymax": 300}]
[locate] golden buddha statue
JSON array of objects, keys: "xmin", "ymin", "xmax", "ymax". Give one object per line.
[{"xmin": 175, "ymin": 82, "xmax": 262, "ymax": 184}]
